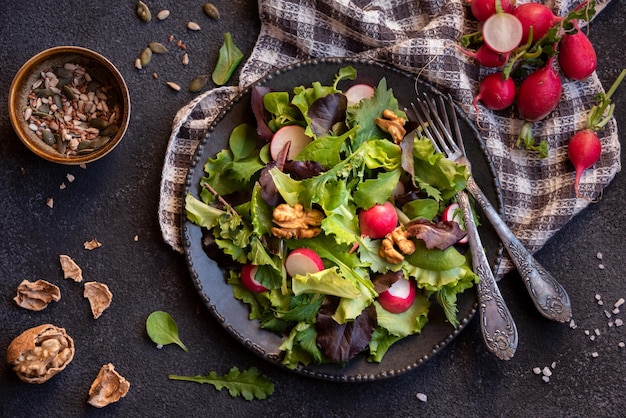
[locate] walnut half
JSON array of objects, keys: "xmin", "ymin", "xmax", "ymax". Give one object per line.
[
  {"xmin": 14, "ymin": 279, "xmax": 61, "ymax": 311},
  {"xmin": 6, "ymin": 324, "xmax": 75, "ymax": 384},
  {"xmin": 88, "ymin": 363, "xmax": 131, "ymax": 408},
  {"xmin": 271, "ymin": 203, "xmax": 323, "ymax": 239}
]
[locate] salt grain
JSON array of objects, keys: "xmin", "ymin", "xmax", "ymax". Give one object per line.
[
  {"xmin": 591, "ymin": 352, "xmax": 599, "ymax": 358},
  {"xmin": 551, "ymin": 361, "xmax": 557, "ymax": 369},
  {"xmin": 615, "ymin": 318, "xmax": 623, "ymax": 327},
  {"xmin": 416, "ymin": 393, "xmax": 427, "ymax": 402},
  {"xmin": 595, "ymin": 294, "xmax": 602, "ymax": 301},
  {"xmin": 618, "ymin": 342, "xmax": 625, "ymax": 348},
  {"xmin": 542, "ymin": 376, "xmax": 550, "ymax": 383},
  {"xmin": 542, "ymin": 367, "xmax": 552, "ymax": 377},
  {"xmin": 615, "ymin": 298, "xmax": 625, "ymax": 308},
  {"xmin": 533, "ymin": 367, "xmax": 542, "ymax": 374},
  {"xmin": 597, "ymin": 252, "xmax": 603, "ymax": 260},
  {"xmin": 594, "ymin": 328, "xmax": 601, "ymax": 336}
]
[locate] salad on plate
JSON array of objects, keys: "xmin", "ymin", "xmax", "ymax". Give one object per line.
[{"xmin": 185, "ymin": 66, "xmax": 480, "ymax": 369}]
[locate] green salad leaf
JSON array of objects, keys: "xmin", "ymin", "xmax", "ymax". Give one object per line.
[{"xmin": 146, "ymin": 311, "xmax": 188, "ymax": 352}]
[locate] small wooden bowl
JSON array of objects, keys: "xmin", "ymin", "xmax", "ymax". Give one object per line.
[{"xmin": 8, "ymin": 46, "xmax": 131, "ymax": 165}]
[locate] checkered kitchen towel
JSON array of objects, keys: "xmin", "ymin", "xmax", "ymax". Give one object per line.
[{"xmin": 159, "ymin": 0, "xmax": 619, "ymax": 278}]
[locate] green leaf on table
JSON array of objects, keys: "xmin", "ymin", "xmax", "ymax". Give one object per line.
[
  {"xmin": 168, "ymin": 367, "xmax": 275, "ymax": 401},
  {"xmin": 212, "ymin": 32, "xmax": 244, "ymax": 86},
  {"xmin": 146, "ymin": 311, "xmax": 188, "ymax": 351}
]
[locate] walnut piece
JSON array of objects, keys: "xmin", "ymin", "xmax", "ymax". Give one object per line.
[
  {"xmin": 271, "ymin": 203, "xmax": 323, "ymax": 239},
  {"xmin": 6, "ymin": 324, "xmax": 75, "ymax": 384},
  {"xmin": 14, "ymin": 279, "xmax": 61, "ymax": 311},
  {"xmin": 375, "ymin": 109, "xmax": 407, "ymax": 143},
  {"xmin": 379, "ymin": 226, "xmax": 416, "ymax": 264},
  {"xmin": 84, "ymin": 238, "xmax": 103, "ymax": 250},
  {"xmin": 84, "ymin": 281, "xmax": 113, "ymax": 319},
  {"xmin": 59, "ymin": 254, "xmax": 83, "ymax": 282},
  {"xmin": 88, "ymin": 363, "xmax": 130, "ymax": 408}
]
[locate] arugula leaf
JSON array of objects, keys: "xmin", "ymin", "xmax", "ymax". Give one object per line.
[{"xmin": 169, "ymin": 367, "xmax": 274, "ymax": 401}]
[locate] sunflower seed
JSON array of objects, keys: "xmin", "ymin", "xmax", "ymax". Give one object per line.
[
  {"xmin": 187, "ymin": 21, "xmax": 201, "ymax": 31},
  {"xmin": 157, "ymin": 9, "xmax": 170, "ymax": 20},
  {"xmin": 166, "ymin": 82, "xmax": 181, "ymax": 91},
  {"xmin": 136, "ymin": 1, "xmax": 151, "ymax": 22},
  {"xmin": 135, "ymin": 58, "xmax": 142, "ymax": 70},
  {"xmin": 203, "ymin": 3, "xmax": 220, "ymax": 20},
  {"xmin": 181, "ymin": 53, "xmax": 189, "ymax": 65}
]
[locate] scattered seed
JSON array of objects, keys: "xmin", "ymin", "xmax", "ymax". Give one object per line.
[
  {"xmin": 149, "ymin": 42, "xmax": 168, "ymax": 54},
  {"xmin": 157, "ymin": 9, "xmax": 170, "ymax": 20},
  {"xmin": 416, "ymin": 393, "xmax": 427, "ymax": 402},
  {"xmin": 189, "ymin": 74, "xmax": 209, "ymax": 92},
  {"xmin": 615, "ymin": 298, "xmax": 625, "ymax": 308},
  {"xmin": 569, "ymin": 319, "xmax": 577, "ymax": 329},
  {"xmin": 134, "ymin": 235, "xmax": 139, "ymax": 242},
  {"xmin": 66, "ymin": 173, "xmax": 75, "ymax": 183},
  {"xmin": 594, "ymin": 328, "xmax": 601, "ymax": 336},
  {"xmin": 166, "ymin": 82, "xmax": 181, "ymax": 91},
  {"xmin": 46, "ymin": 198, "xmax": 54, "ymax": 208},
  {"xmin": 187, "ymin": 21, "xmax": 201, "ymax": 31},
  {"xmin": 182, "ymin": 53, "xmax": 189, "ymax": 65},
  {"xmin": 134, "ymin": 58, "xmax": 142, "ymax": 70},
  {"xmin": 140, "ymin": 47, "xmax": 152, "ymax": 66},
  {"xmin": 153, "ymin": 72, "xmax": 159, "ymax": 79},
  {"xmin": 136, "ymin": 1, "xmax": 151, "ymax": 22},
  {"xmin": 60, "ymin": 182, "xmax": 66, "ymax": 190},
  {"xmin": 598, "ymin": 263, "xmax": 605, "ymax": 270},
  {"xmin": 203, "ymin": 3, "xmax": 220, "ymax": 20},
  {"xmin": 596, "ymin": 252, "xmax": 603, "ymax": 260}
]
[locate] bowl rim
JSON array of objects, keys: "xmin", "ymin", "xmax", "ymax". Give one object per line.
[{"xmin": 8, "ymin": 45, "xmax": 131, "ymax": 165}]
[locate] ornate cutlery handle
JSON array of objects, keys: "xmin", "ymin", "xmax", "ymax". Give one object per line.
[
  {"xmin": 466, "ymin": 177, "xmax": 572, "ymax": 322},
  {"xmin": 457, "ymin": 190, "xmax": 518, "ymax": 360}
]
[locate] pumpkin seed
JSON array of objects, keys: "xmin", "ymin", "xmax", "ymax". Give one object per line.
[
  {"xmin": 187, "ymin": 21, "xmax": 201, "ymax": 31},
  {"xmin": 140, "ymin": 47, "xmax": 152, "ymax": 67},
  {"xmin": 77, "ymin": 136, "xmax": 110, "ymax": 152},
  {"xmin": 53, "ymin": 94, "xmax": 63, "ymax": 110},
  {"xmin": 34, "ymin": 88, "xmax": 55, "ymax": 98},
  {"xmin": 189, "ymin": 75, "xmax": 209, "ymax": 93},
  {"xmin": 41, "ymin": 129, "xmax": 55, "ymax": 146},
  {"xmin": 166, "ymin": 82, "xmax": 181, "ymax": 91},
  {"xmin": 100, "ymin": 124, "xmax": 119, "ymax": 137},
  {"xmin": 137, "ymin": 1, "xmax": 151, "ymax": 22},
  {"xmin": 61, "ymin": 85, "xmax": 75, "ymax": 100},
  {"xmin": 149, "ymin": 42, "xmax": 168, "ymax": 54},
  {"xmin": 56, "ymin": 135, "xmax": 67, "ymax": 154},
  {"xmin": 203, "ymin": 3, "xmax": 220, "ymax": 20},
  {"xmin": 53, "ymin": 67, "xmax": 73, "ymax": 79},
  {"xmin": 89, "ymin": 118, "xmax": 108, "ymax": 130},
  {"xmin": 86, "ymin": 80, "xmax": 100, "ymax": 93}
]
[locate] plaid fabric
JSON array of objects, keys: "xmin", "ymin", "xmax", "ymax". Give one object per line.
[{"xmin": 159, "ymin": 0, "xmax": 619, "ymax": 278}]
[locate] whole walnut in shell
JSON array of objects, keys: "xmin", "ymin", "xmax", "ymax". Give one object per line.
[{"xmin": 6, "ymin": 324, "xmax": 75, "ymax": 384}]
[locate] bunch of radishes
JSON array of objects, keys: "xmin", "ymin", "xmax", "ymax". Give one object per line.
[
  {"xmin": 461, "ymin": 0, "xmax": 625, "ymax": 197},
  {"xmin": 461, "ymin": 0, "xmax": 598, "ymax": 158}
]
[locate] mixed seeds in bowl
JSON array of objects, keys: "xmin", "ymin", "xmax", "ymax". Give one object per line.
[{"xmin": 24, "ymin": 62, "xmax": 121, "ymax": 156}]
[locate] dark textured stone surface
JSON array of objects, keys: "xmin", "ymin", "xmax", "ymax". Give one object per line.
[{"xmin": 1, "ymin": 1, "xmax": 625, "ymax": 416}]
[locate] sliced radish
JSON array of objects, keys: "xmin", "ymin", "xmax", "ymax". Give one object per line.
[
  {"xmin": 442, "ymin": 203, "xmax": 468, "ymax": 244},
  {"xmin": 285, "ymin": 248, "xmax": 324, "ymax": 277},
  {"xmin": 241, "ymin": 264, "xmax": 268, "ymax": 292},
  {"xmin": 378, "ymin": 278, "xmax": 416, "ymax": 313},
  {"xmin": 344, "ymin": 84, "xmax": 375, "ymax": 106},
  {"xmin": 358, "ymin": 202, "xmax": 398, "ymax": 239},
  {"xmin": 482, "ymin": 12, "xmax": 523, "ymax": 53},
  {"xmin": 269, "ymin": 125, "xmax": 313, "ymax": 161}
]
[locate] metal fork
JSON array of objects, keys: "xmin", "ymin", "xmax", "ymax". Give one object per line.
[
  {"xmin": 410, "ymin": 97, "xmax": 518, "ymax": 360},
  {"xmin": 413, "ymin": 92, "xmax": 572, "ymax": 324}
]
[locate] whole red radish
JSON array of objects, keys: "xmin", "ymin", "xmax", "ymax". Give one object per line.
[
  {"xmin": 241, "ymin": 264, "xmax": 268, "ymax": 292},
  {"xmin": 377, "ymin": 277, "xmax": 416, "ymax": 314},
  {"xmin": 568, "ymin": 69, "xmax": 626, "ymax": 198},
  {"xmin": 558, "ymin": 21, "xmax": 597, "ymax": 81},
  {"xmin": 473, "ymin": 72, "xmax": 516, "ymax": 111},
  {"xmin": 456, "ymin": 44, "xmax": 510, "ymax": 68},
  {"xmin": 471, "ymin": 0, "xmax": 515, "ymax": 22},
  {"xmin": 358, "ymin": 202, "xmax": 398, "ymax": 239},
  {"xmin": 285, "ymin": 248, "xmax": 324, "ymax": 277},
  {"xmin": 512, "ymin": 3, "xmax": 562, "ymax": 44},
  {"xmin": 517, "ymin": 58, "xmax": 562, "ymax": 122},
  {"xmin": 568, "ymin": 129, "xmax": 601, "ymax": 199}
]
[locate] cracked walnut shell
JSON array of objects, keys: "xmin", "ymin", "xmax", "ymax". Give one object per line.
[
  {"xmin": 88, "ymin": 363, "xmax": 130, "ymax": 408},
  {"xmin": 84, "ymin": 281, "xmax": 113, "ymax": 319},
  {"xmin": 14, "ymin": 279, "xmax": 61, "ymax": 311},
  {"xmin": 59, "ymin": 254, "xmax": 83, "ymax": 282},
  {"xmin": 6, "ymin": 324, "xmax": 75, "ymax": 384}
]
